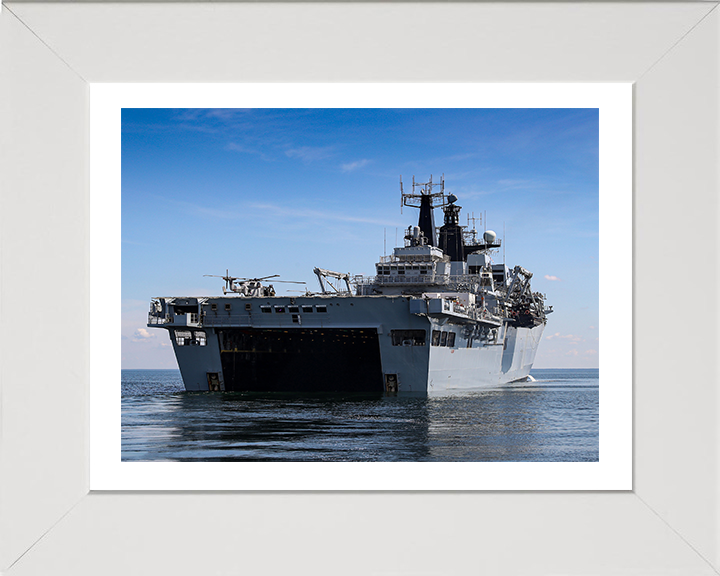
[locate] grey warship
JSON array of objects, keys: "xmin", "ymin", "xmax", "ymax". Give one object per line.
[{"xmin": 148, "ymin": 176, "xmax": 552, "ymax": 393}]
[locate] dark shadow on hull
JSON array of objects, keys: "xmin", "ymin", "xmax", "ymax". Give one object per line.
[{"xmin": 218, "ymin": 327, "xmax": 384, "ymax": 395}]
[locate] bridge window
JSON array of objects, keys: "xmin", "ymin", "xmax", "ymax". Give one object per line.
[
  {"xmin": 260, "ymin": 306, "xmax": 271, "ymax": 314},
  {"xmin": 316, "ymin": 305, "xmax": 327, "ymax": 313},
  {"xmin": 302, "ymin": 306, "xmax": 313, "ymax": 313},
  {"xmin": 431, "ymin": 330, "xmax": 441, "ymax": 346},
  {"xmin": 211, "ymin": 304, "xmax": 217, "ymax": 311},
  {"xmin": 175, "ymin": 330, "xmax": 192, "ymax": 346},
  {"xmin": 440, "ymin": 332, "xmax": 448, "ymax": 346},
  {"xmin": 447, "ymin": 332, "xmax": 456, "ymax": 347},
  {"xmin": 289, "ymin": 306, "xmax": 300, "ymax": 313},
  {"xmin": 274, "ymin": 306, "xmax": 285, "ymax": 313},
  {"xmin": 194, "ymin": 331, "xmax": 207, "ymax": 346},
  {"xmin": 225, "ymin": 303, "xmax": 231, "ymax": 311}
]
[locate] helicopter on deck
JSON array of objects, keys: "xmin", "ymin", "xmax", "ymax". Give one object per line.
[{"xmin": 203, "ymin": 271, "xmax": 305, "ymax": 297}]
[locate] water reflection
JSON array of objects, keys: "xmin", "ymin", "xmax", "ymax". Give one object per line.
[{"xmin": 122, "ymin": 369, "xmax": 598, "ymax": 462}]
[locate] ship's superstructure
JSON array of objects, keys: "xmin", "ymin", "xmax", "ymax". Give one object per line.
[{"xmin": 148, "ymin": 176, "xmax": 552, "ymax": 394}]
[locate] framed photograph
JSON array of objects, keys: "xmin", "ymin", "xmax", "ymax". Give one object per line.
[
  {"xmin": 2, "ymin": 2, "xmax": 718, "ymax": 574},
  {"xmin": 91, "ymin": 83, "xmax": 631, "ymax": 491}
]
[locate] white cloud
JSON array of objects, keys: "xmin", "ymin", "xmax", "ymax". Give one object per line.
[
  {"xmin": 544, "ymin": 275, "xmax": 561, "ymax": 281},
  {"xmin": 546, "ymin": 332, "xmax": 583, "ymax": 342},
  {"xmin": 285, "ymin": 146, "xmax": 335, "ymax": 163},
  {"xmin": 341, "ymin": 159, "xmax": 371, "ymax": 172},
  {"xmin": 132, "ymin": 328, "xmax": 156, "ymax": 342},
  {"xmin": 248, "ymin": 202, "xmax": 399, "ymax": 227},
  {"xmin": 225, "ymin": 142, "xmax": 272, "ymax": 161},
  {"xmin": 584, "ymin": 349, "xmax": 598, "ymax": 355},
  {"xmin": 204, "ymin": 109, "xmax": 253, "ymax": 121},
  {"xmin": 175, "ymin": 109, "xmax": 253, "ymax": 124},
  {"xmin": 497, "ymin": 179, "xmax": 533, "ymax": 187}
]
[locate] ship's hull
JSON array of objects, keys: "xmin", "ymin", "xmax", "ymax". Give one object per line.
[
  {"xmin": 427, "ymin": 322, "xmax": 544, "ymax": 391},
  {"xmin": 162, "ymin": 295, "xmax": 545, "ymax": 394}
]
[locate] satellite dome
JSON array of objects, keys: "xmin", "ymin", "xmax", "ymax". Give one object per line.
[
  {"xmin": 483, "ymin": 230, "xmax": 497, "ymax": 243},
  {"xmin": 447, "ymin": 193, "xmax": 458, "ymax": 204}
]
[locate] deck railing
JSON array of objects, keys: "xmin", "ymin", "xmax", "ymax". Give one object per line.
[{"xmin": 356, "ymin": 273, "xmax": 487, "ymax": 288}]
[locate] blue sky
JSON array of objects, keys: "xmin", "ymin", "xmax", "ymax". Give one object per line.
[{"xmin": 122, "ymin": 108, "xmax": 599, "ymax": 369}]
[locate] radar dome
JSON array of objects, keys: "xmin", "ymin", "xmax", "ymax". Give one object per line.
[
  {"xmin": 447, "ymin": 194, "xmax": 458, "ymax": 204},
  {"xmin": 483, "ymin": 230, "xmax": 497, "ymax": 243}
]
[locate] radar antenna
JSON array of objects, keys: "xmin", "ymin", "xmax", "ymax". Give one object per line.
[
  {"xmin": 399, "ymin": 174, "xmax": 449, "ymax": 247},
  {"xmin": 464, "ymin": 212, "xmax": 481, "ymax": 245},
  {"xmin": 400, "ymin": 174, "xmax": 448, "ymax": 209}
]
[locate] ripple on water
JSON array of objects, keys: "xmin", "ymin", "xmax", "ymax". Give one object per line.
[{"xmin": 121, "ymin": 368, "xmax": 599, "ymax": 462}]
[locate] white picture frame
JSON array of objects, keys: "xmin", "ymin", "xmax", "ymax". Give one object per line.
[{"xmin": 2, "ymin": 2, "xmax": 718, "ymax": 574}]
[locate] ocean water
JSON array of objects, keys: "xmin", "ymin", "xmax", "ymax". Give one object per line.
[{"xmin": 122, "ymin": 368, "xmax": 599, "ymax": 462}]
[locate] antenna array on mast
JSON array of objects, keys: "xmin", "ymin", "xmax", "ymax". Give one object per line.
[{"xmin": 400, "ymin": 174, "xmax": 448, "ymax": 210}]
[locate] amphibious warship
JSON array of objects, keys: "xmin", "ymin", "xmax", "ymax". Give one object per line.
[{"xmin": 148, "ymin": 176, "xmax": 552, "ymax": 393}]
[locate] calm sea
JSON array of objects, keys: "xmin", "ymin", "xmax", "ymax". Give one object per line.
[{"xmin": 121, "ymin": 368, "xmax": 598, "ymax": 462}]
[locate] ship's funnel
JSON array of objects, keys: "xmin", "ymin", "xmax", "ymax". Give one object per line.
[{"xmin": 417, "ymin": 194, "xmax": 436, "ymax": 246}]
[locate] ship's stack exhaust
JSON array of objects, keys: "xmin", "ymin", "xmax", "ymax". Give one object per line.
[
  {"xmin": 438, "ymin": 194, "xmax": 464, "ymax": 262},
  {"xmin": 417, "ymin": 194, "xmax": 437, "ymax": 247}
]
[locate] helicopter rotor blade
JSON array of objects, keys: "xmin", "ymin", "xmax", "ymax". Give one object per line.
[
  {"xmin": 235, "ymin": 275, "xmax": 280, "ymax": 282},
  {"xmin": 204, "ymin": 274, "xmax": 241, "ymax": 281},
  {"xmin": 207, "ymin": 272, "xmax": 304, "ymax": 284}
]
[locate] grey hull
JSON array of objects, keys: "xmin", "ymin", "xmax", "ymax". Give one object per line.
[{"xmin": 156, "ymin": 294, "xmax": 545, "ymax": 394}]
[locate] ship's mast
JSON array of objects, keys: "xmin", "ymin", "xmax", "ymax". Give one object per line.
[
  {"xmin": 438, "ymin": 194, "xmax": 465, "ymax": 261},
  {"xmin": 400, "ymin": 174, "xmax": 447, "ymax": 247}
]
